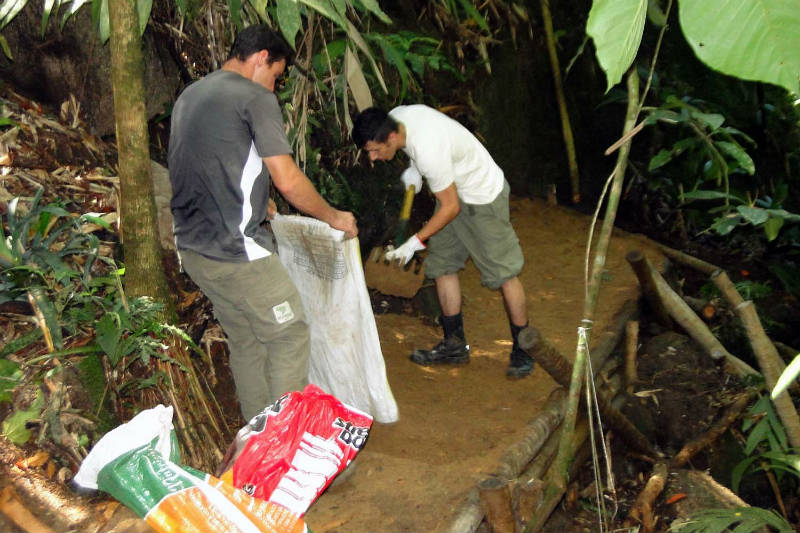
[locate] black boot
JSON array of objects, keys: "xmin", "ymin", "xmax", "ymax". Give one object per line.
[
  {"xmin": 507, "ymin": 322, "xmax": 534, "ymax": 379},
  {"xmin": 410, "ymin": 313, "xmax": 470, "ymax": 365}
]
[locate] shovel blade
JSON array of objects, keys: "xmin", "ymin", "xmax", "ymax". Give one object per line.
[{"xmin": 364, "ymin": 246, "xmax": 426, "ymax": 298}]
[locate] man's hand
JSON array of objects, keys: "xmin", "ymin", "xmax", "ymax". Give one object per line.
[
  {"xmin": 384, "ymin": 234, "xmax": 425, "ymax": 266},
  {"xmin": 401, "ymin": 166, "xmax": 422, "ymax": 193},
  {"xmin": 329, "ymin": 209, "xmax": 358, "ymax": 239},
  {"xmin": 266, "ymin": 198, "xmax": 277, "ymax": 220}
]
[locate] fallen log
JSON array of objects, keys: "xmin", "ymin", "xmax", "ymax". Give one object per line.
[
  {"xmin": 651, "ymin": 242, "xmax": 719, "ymax": 275},
  {"xmin": 627, "ymin": 252, "xmax": 757, "ymax": 377},
  {"xmin": 446, "ymin": 301, "xmax": 638, "ymax": 533},
  {"xmin": 0, "ymin": 436, "xmax": 150, "ymax": 533},
  {"xmin": 623, "ymin": 462, "xmax": 668, "ymax": 532},
  {"xmin": 735, "ymin": 301, "xmax": 800, "ymax": 449},
  {"xmin": 713, "ymin": 271, "xmax": 800, "ymax": 396},
  {"xmin": 626, "ymin": 250, "xmax": 673, "ymax": 328},
  {"xmin": 493, "ymin": 388, "xmax": 567, "ymax": 481},
  {"xmin": 671, "ymin": 391, "xmax": 753, "ymax": 469}
]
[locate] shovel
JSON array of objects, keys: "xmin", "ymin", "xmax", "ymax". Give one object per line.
[{"xmin": 364, "ymin": 185, "xmax": 426, "ymax": 298}]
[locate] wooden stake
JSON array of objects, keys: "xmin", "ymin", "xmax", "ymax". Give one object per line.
[
  {"xmin": 478, "ymin": 476, "xmax": 516, "ymax": 533},
  {"xmin": 625, "ymin": 320, "xmax": 639, "ymax": 393},
  {"xmin": 512, "ymin": 479, "xmax": 543, "ymax": 533},
  {"xmin": 624, "ymin": 462, "xmax": 668, "ymax": 532}
]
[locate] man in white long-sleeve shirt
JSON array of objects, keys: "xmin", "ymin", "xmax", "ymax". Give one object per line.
[{"xmin": 353, "ymin": 105, "xmax": 534, "ymax": 379}]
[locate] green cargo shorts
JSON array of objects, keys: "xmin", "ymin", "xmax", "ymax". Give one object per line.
[
  {"xmin": 179, "ymin": 249, "xmax": 309, "ymax": 421},
  {"xmin": 424, "ymin": 180, "xmax": 524, "ymax": 290}
]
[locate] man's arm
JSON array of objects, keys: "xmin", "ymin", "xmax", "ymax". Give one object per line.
[
  {"xmin": 416, "ymin": 183, "xmax": 459, "ymax": 242},
  {"xmin": 264, "ymin": 154, "xmax": 358, "ymax": 238}
]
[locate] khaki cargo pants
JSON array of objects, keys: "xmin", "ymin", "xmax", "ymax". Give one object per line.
[{"xmin": 179, "ymin": 249, "xmax": 309, "ymax": 421}]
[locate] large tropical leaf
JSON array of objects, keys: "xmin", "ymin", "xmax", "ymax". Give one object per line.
[
  {"xmin": 586, "ymin": 0, "xmax": 647, "ymax": 92},
  {"xmin": 276, "ymin": 0, "xmax": 301, "ymax": 47},
  {"xmin": 678, "ymin": 0, "xmax": 800, "ymax": 95}
]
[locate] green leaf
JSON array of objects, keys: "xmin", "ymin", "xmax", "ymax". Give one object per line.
[
  {"xmin": 586, "ymin": 0, "xmax": 647, "ymax": 92},
  {"xmin": 681, "ymin": 189, "xmax": 741, "ymax": 202},
  {"xmin": 762, "ymin": 216, "xmax": 783, "ymax": 241},
  {"xmin": 455, "ymin": 0, "xmax": 489, "ymax": 33},
  {"xmin": 276, "ymin": 0, "xmax": 301, "ymax": 49},
  {"xmin": 0, "ymin": 359, "xmax": 21, "ymax": 404},
  {"xmin": 96, "ymin": 312, "xmax": 122, "ymax": 365},
  {"xmin": 1, "ymin": 390, "xmax": 44, "ymax": 445},
  {"xmin": 691, "ymin": 111, "xmax": 724, "ymax": 131},
  {"xmin": 356, "ymin": 0, "xmax": 391, "ymax": 24},
  {"xmin": 678, "ymin": 0, "xmax": 800, "ymax": 95},
  {"xmin": 98, "ymin": 0, "xmax": 109, "ymax": 44},
  {"xmin": 228, "ymin": 0, "xmax": 242, "ymax": 28},
  {"xmin": 42, "ymin": 0, "xmax": 55, "ymax": 36},
  {"xmin": 299, "ymin": 0, "xmax": 347, "ymax": 31},
  {"xmin": 136, "ymin": 0, "xmax": 152, "ymax": 36},
  {"xmin": 0, "ymin": 0, "xmax": 28, "ymax": 30},
  {"xmin": 736, "ymin": 205, "xmax": 768, "ymax": 226},
  {"xmin": 0, "ymin": 34, "xmax": 11, "ymax": 59},
  {"xmin": 711, "ymin": 214, "xmax": 741, "ymax": 236},
  {"xmin": 716, "ymin": 141, "xmax": 755, "ymax": 174},
  {"xmin": 648, "ymin": 148, "xmax": 674, "ymax": 171}
]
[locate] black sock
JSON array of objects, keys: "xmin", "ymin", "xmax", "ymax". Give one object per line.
[
  {"xmin": 441, "ymin": 312, "xmax": 465, "ymax": 341},
  {"xmin": 510, "ymin": 322, "xmax": 529, "ymax": 351}
]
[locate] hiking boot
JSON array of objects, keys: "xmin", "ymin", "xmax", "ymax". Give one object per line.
[
  {"xmin": 410, "ymin": 336, "xmax": 470, "ymax": 365},
  {"xmin": 506, "ymin": 348, "xmax": 534, "ymax": 379}
]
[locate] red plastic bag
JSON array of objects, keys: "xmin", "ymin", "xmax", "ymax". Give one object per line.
[{"xmin": 226, "ymin": 384, "xmax": 372, "ymax": 516}]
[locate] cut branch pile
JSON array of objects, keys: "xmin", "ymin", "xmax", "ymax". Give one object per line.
[{"xmin": 1, "ymin": 89, "xmax": 233, "ymax": 488}]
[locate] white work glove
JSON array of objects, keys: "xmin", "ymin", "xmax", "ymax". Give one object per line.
[
  {"xmin": 384, "ymin": 234, "xmax": 426, "ymax": 266},
  {"xmin": 401, "ymin": 165, "xmax": 422, "ymax": 194}
]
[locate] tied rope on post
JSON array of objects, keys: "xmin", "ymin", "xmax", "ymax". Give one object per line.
[{"xmin": 578, "ymin": 320, "xmax": 618, "ymax": 532}]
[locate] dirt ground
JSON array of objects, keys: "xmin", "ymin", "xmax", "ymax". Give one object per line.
[{"xmin": 302, "ymin": 197, "xmax": 665, "ymax": 532}]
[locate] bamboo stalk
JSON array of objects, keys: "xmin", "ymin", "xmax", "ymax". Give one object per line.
[
  {"xmin": 653, "ymin": 242, "xmax": 719, "ymax": 275},
  {"xmin": 735, "ymin": 301, "xmax": 800, "ymax": 448},
  {"xmin": 633, "ymin": 252, "xmax": 758, "ymax": 377},
  {"xmin": 540, "ymin": 0, "xmax": 579, "ymax": 203},
  {"xmin": 710, "ymin": 269, "xmax": 744, "ymax": 307},
  {"xmin": 551, "ymin": 69, "xmax": 641, "ymax": 504},
  {"xmin": 626, "ymin": 250, "xmax": 672, "ymax": 328}
]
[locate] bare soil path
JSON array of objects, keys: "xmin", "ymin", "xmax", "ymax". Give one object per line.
[{"xmin": 304, "ymin": 197, "xmax": 665, "ymax": 532}]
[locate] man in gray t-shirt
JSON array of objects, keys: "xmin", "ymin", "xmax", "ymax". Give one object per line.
[{"xmin": 168, "ymin": 25, "xmax": 358, "ymax": 421}]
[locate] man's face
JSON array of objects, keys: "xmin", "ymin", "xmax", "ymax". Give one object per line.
[
  {"xmin": 253, "ymin": 55, "xmax": 287, "ymax": 92},
  {"xmin": 364, "ymin": 134, "xmax": 399, "ymax": 162}
]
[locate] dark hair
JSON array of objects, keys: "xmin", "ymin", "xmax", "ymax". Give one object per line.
[
  {"xmin": 352, "ymin": 107, "xmax": 399, "ymax": 148},
  {"xmin": 227, "ymin": 25, "xmax": 295, "ymax": 67}
]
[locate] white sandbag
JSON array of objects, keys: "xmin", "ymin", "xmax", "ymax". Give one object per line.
[{"xmin": 270, "ymin": 215, "xmax": 398, "ymax": 423}]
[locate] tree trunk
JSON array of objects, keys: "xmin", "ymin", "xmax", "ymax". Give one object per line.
[{"xmin": 108, "ymin": 0, "xmax": 173, "ymax": 318}]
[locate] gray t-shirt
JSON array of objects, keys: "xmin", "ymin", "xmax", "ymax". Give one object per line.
[{"xmin": 168, "ymin": 69, "xmax": 292, "ymax": 262}]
